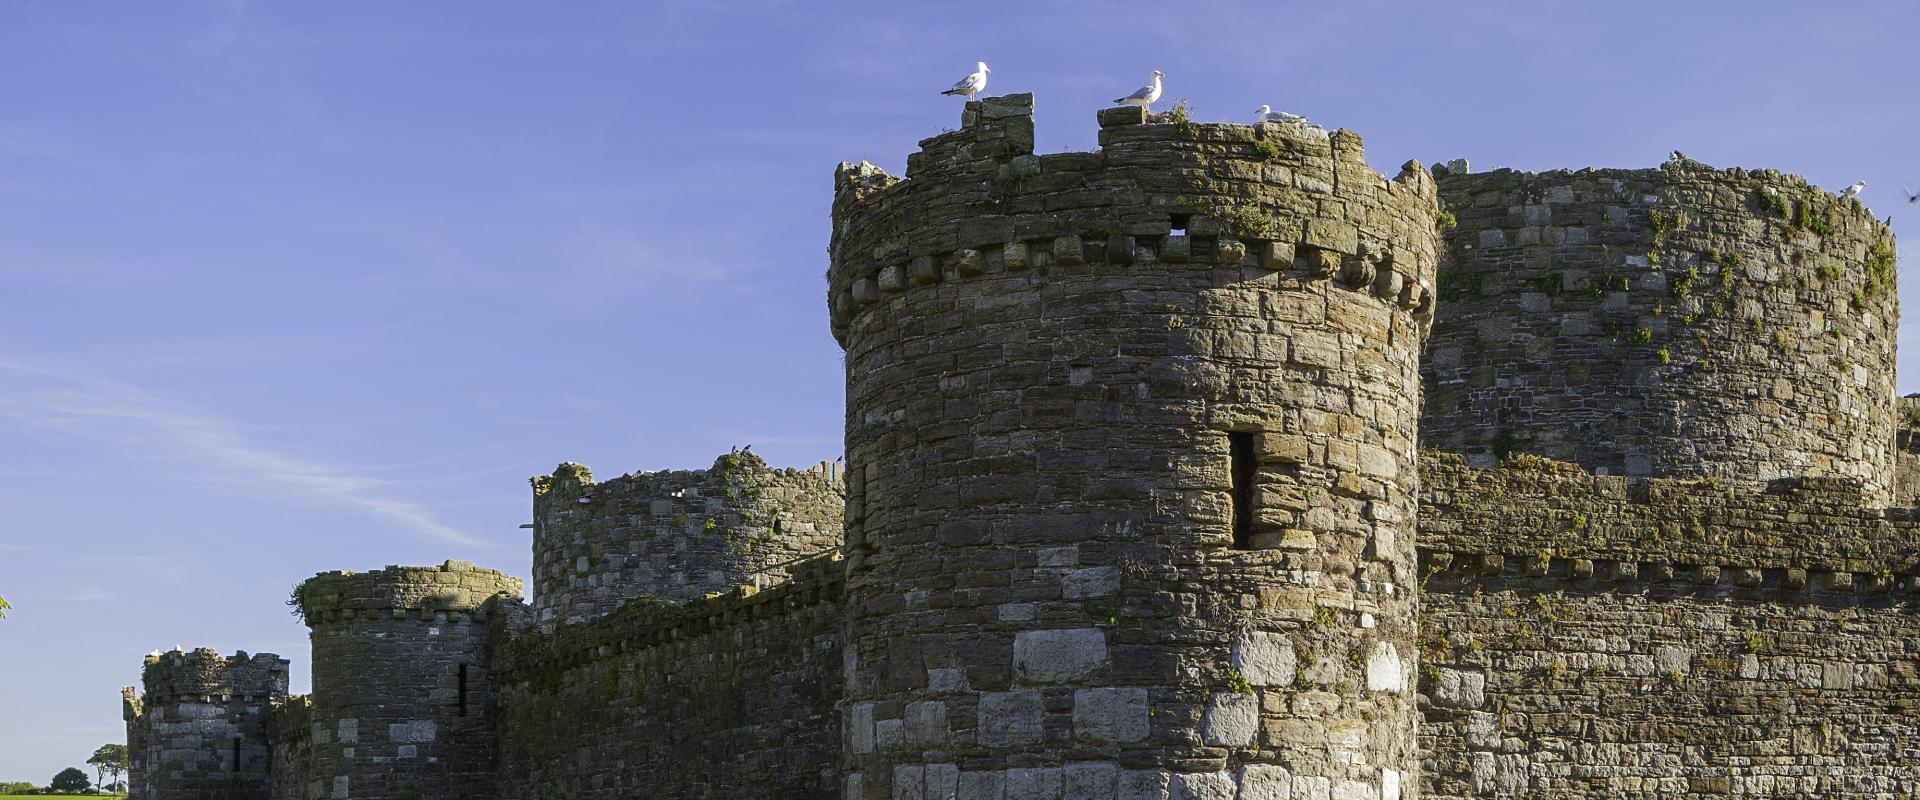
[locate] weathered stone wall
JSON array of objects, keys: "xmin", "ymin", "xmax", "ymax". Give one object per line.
[
  {"xmin": 827, "ymin": 94, "xmax": 1440, "ymax": 799},
  {"xmin": 1895, "ymin": 396, "xmax": 1920, "ymax": 506},
  {"xmin": 1417, "ymin": 452, "xmax": 1920, "ymax": 797},
  {"xmin": 530, "ymin": 453, "xmax": 844, "ymax": 623},
  {"xmin": 265, "ymin": 698, "xmax": 312, "ymax": 800},
  {"xmin": 293, "ymin": 562, "xmax": 520, "ymax": 800},
  {"xmin": 123, "ymin": 648, "xmax": 289, "ymax": 800},
  {"xmin": 1424, "ymin": 161, "xmax": 1898, "ymax": 503},
  {"xmin": 492, "ymin": 552, "xmax": 844, "ymax": 800}
]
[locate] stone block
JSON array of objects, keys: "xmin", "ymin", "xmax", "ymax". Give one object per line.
[
  {"xmin": 1171, "ymin": 772, "xmax": 1237, "ymax": 800},
  {"xmin": 1232, "ymin": 631, "xmax": 1296, "ymax": 686},
  {"xmin": 1200, "ymin": 691, "xmax": 1258, "ymax": 746},
  {"xmin": 1053, "ymin": 235, "xmax": 1085, "ymax": 267},
  {"xmin": 1006, "ymin": 767, "xmax": 1062, "ymax": 800},
  {"xmin": 1237, "ymin": 765, "xmax": 1290, "ymax": 800},
  {"xmin": 879, "ymin": 265, "xmax": 907, "ymax": 293},
  {"xmin": 955, "ymin": 249, "xmax": 984, "ymax": 277},
  {"xmin": 1161, "ymin": 235, "xmax": 1191, "ymax": 264},
  {"xmin": 928, "ymin": 764, "xmax": 960, "ymax": 800},
  {"xmin": 1012, "ymin": 629, "xmax": 1108, "ymax": 683},
  {"xmin": 1074, "ymin": 688, "xmax": 1149, "ymax": 743},
  {"xmin": 910, "ymin": 256, "xmax": 940, "ymax": 285},
  {"xmin": 1365, "ymin": 642, "xmax": 1404, "ymax": 693},
  {"xmin": 906, "ymin": 700, "xmax": 950, "ymax": 746},
  {"xmin": 1061, "ymin": 566, "xmax": 1121, "ymax": 598},
  {"xmin": 1433, "ymin": 667, "xmax": 1485, "ymax": 709},
  {"xmin": 1303, "ymin": 219, "xmax": 1359, "ymax": 255},
  {"xmin": 1063, "ymin": 763, "xmax": 1117, "ymax": 798},
  {"xmin": 1118, "ymin": 770, "xmax": 1171, "ymax": 800},
  {"xmin": 958, "ymin": 771, "xmax": 1005, "ymax": 800},
  {"xmin": 1260, "ymin": 241, "xmax": 1295, "ymax": 270},
  {"xmin": 1002, "ymin": 241, "xmax": 1029, "ymax": 271},
  {"xmin": 977, "ymin": 691, "xmax": 1043, "ymax": 746}
]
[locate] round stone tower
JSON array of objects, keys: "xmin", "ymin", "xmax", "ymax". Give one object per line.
[
  {"xmin": 296, "ymin": 561, "xmax": 521, "ymax": 800},
  {"xmin": 530, "ymin": 453, "xmax": 845, "ymax": 623},
  {"xmin": 828, "ymin": 95, "xmax": 1440, "ymax": 799},
  {"xmin": 1424, "ymin": 159, "xmax": 1898, "ymax": 503}
]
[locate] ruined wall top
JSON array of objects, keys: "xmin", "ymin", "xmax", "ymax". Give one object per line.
[
  {"xmin": 295, "ymin": 560, "xmax": 522, "ymax": 624},
  {"xmin": 529, "ymin": 452, "xmax": 844, "ymax": 620},
  {"xmin": 1425, "ymin": 158, "xmax": 1897, "ymax": 501},
  {"xmin": 137, "ymin": 648, "xmax": 289, "ymax": 705}
]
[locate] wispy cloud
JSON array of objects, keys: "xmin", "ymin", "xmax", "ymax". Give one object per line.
[{"xmin": 0, "ymin": 356, "xmax": 487, "ymax": 546}]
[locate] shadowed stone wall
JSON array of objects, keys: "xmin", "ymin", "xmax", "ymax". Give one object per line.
[
  {"xmin": 289, "ymin": 562, "xmax": 520, "ymax": 800},
  {"xmin": 492, "ymin": 553, "xmax": 844, "ymax": 800},
  {"xmin": 530, "ymin": 453, "xmax": 844, "ymax": 623},
  {"xmin": 1424, "ymin": 161, "xmax": 1898, "ymax": 503},
  {"xmin": 124, "ymin": 649, "xmax": 288, "ymax": 800},
  {"xmin": 1417, "ymin": 452, "xmax": 1920, "ymax": 797},
  {"xmin": 827, "ymin": 94, "xmax": 1440, "ymax": 799}
]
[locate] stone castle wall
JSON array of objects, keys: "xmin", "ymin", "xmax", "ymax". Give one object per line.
[
  {"xmin": 1895, "ymin": 395, "xmax": 1920, "ymax": 506},
  {"xmin": 491, "ymin": 553, "xmax": 844, "ymax": 800},
  {"xmin": 1417, "ymin": 452, "xmax": 1920, "ymax": 797},
  {"xmin": 530, "ymin": 453, "xmax": 844, "ymax": 623},
  {"xmin": 124, "ymin": 649, "xmax": 289, "ymax": 800},
  {"xmin": 1424, "ymin": 162, "xmax": 1898, "ymax": 502},
  {"xmin": 285, "ymin": 562, "xmax": 521, "ymax": 800},
  {"xmin": 827, "ymin": 94, "xmax": 1439, "ymax": 799}
]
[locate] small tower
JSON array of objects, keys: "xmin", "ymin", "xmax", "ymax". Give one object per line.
[
  {"xmin": 122, "ymin": 648, "xmax": 289, "ymax": 800},
  {"xmin": 829, "ymin": 95, "xmax": 1439, "ymax": 798},
  {"xmin": 1424, "ymin": 161, "xmax": 1898, "ymax": 502},
  {"xmin": 294, "ymin": 561, "xmax": 521, "ymax": 800},
  {"xmin": 529, "ymin": 452, "xmax": 844, "ymax": 622}
]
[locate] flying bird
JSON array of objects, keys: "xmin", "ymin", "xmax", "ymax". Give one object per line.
[
  {"xmin": 1255, "ymin": 104, "xmax": 1305, "ymax": 124},
  {"xmin": 1904, "ymin": 185, "xmax": 1917, "ymax": 204},
  {"xmin": 941, "ymin": 62, "xmax": 990, "ymax": 99},
  {"xmin": 1115, "ymin": 70, "xmax": 1165, "ymax": 109},
  {"xmin": 1840, "ymin": 180, "xmax": 1866, "ymax": 199}
]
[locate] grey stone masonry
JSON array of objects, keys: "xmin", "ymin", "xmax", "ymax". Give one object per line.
[
  {"xmin": 1424, "ymin": 159, "xmax": 1898, "ymax": 503},
  {"xmin": 530, "ymin": 452, "xmax": 844, "ymax": 622},
  {"xmin": 829, "ymin": 94, "xmax": 1439, "ymax": 799},
  {"xmin": 124, "ymin": 648, "xmax": 289, "ymax": 800},
  {"xmin": 290, "ymin": 562, "xmax": 521, "ymax": 800}
]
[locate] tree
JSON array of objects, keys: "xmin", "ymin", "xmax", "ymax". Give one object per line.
[
  {"xmin": 0, "ymin": 594, "xmax": 10, "ymax": 619},
  {"xmin": 50, "ymin": 766, "xmax": 90, "ymax": 792},
  {"xmin": 88, "ymin": 744, "xmax": 128, "ymax": 792}
]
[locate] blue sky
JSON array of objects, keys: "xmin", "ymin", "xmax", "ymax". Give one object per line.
[{"xmin": 1, "ymin": 0, "xmax": 1915, "ymax": 784}]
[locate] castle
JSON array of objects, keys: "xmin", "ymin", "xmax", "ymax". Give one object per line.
[{"xmin": 121, "ymin": 94, "xmax": 1920, "ymax": 799}]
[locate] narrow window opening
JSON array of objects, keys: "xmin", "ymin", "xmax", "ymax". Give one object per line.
[
  {"xmin": 1169, "ymin": 213, "xmax": 1191, "ymax": 236},
  {"xmin": 457, "ymin": 664, "xmax": 469, "ymax": 716},
  {"xmin": 1229, "ymin": 432, "xmax": 1257, "ymax": 549},
  {"xmin": 772, "ymin": 517, "xmax": 784, "ymax": 536},
  {"xmin": 231, "ymin": 738, "xmax": 241, "ymax": 772}
]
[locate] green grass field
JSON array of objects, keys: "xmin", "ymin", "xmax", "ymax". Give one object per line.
[{"xmin": 0, "ymin": 795, "xmax": 127, "ymax": 798}]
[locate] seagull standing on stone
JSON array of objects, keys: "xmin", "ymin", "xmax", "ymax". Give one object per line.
[
  {"xmin": 1670, "ymin": 150, "xmax": 1687, "ymax": 162},
  {"xmin": 1840, "ymin": 180, "xmax": 1867, "ymax": 200},
  {"xmin": 1255, "ymin": 104, "xmax": 1305, "ymax": 124},
  {"xmin": 941, "ymin": 61, "xmax": 990, "ymax": 99},
  {"xmin": 1115, "ymin": 70, "xmax": 1165, "ymax": 110}
]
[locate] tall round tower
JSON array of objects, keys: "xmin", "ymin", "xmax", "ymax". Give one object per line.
[
  {"xmin": 296, "ymin": 561, "xmax": 521, "ymax": 800},
  {"xmin": 1424, "ymin": 160, "xmax": 1898, "ymax": 502},
  {"xmin": 828, "ymin": 95, "xmax": 1440, "ymax": 799}
]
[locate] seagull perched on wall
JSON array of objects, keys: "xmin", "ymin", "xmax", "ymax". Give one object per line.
[
  {"xmin": 1255, "ymin": 104, "xmax": 1306, "ymax": 124},
  {"xmin": 1670, "ymin": 150, "xmax": 1688, "ymax": 162},
  {"xmin": 941, "ymin": 62, "xmax": 990, "ymax": 99},
  {"xmin": 1840, "ymin": 180, "xmax": 1867, "ymax": 199},
  {"xmin": 1115, "ymin": 70, "xmax": 1165, "ymax": 109}
]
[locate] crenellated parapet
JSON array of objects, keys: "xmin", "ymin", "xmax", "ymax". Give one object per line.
[
  {"xmin": 1424, "ymin": 159, "xmax": 1899, "ymax": 503},
  {"xmin": 828, "ymin": 94, "xmax": 1441, "ymax": 349},
  {"xmin": 529, "ymin": 452, "xmax": 844, "ymax": 622}
]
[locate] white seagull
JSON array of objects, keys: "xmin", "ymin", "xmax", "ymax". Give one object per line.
[
  {"xmin": 1840, "ymin": 180, "xmax": 1867, "ymax": 199},
  {"xmin": 1254, "ymin": 104, "xmax": 1305, "ymax": 124},
  {"xmin": 1115, "ymin": 70, "xmax": 1165, "ymax": 109},
  {"xmin": 941, "ymin": 62, "xmax": 990, "ymax": 99}
]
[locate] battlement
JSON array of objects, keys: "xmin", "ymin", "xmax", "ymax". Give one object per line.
[
  {"xmin": 1425, "ymin": 158, "xmax": 1899, "ymax": 502},
  {"xmin": 137, "ymin": 648, "xmax": 288, "ymax": 704},
  {"xmin": 827, "ymin": 93, "xmax": 1442, "ymax": 347},
  {"xmin": 295, "ymin": 560, "xmax": 522, "ymax": 625},
  {"xmin": 530, "ymin": 452, "xmax": 844, "ymax": 620}
]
